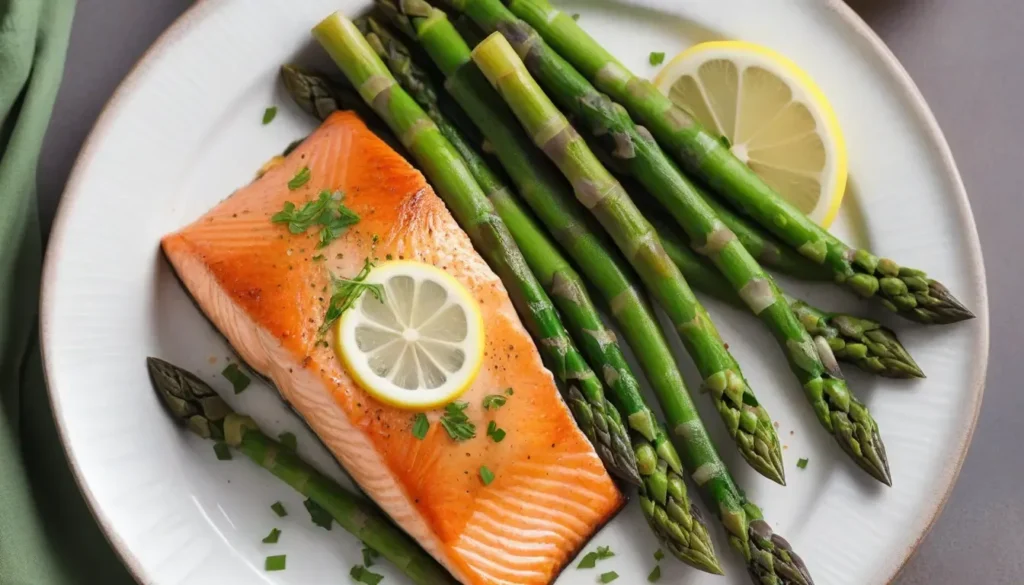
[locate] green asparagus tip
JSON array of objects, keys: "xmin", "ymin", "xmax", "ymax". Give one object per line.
[
  {"xmin": 148, "ymin": 357, "xmax": 235, "ymax": 437},
  {"xmin": 748, "ymin": 520, "xmax": 815, "ymax": 585}
]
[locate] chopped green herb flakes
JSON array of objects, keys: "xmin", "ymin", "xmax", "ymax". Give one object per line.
[
  {"xmin": 350, "ymin": 565, "xmax": 384, "ymax": 585},
  {"xmin": 262, "ymin": 106, "xmax": 278, "ymax": 125},
  {"xmin": 505, "ymin": 387, "xmax": 514, "ymax": 396},
  {"xmin": 412, "ymin": 413, "xmax": 430, "ymax": 440},
  {"xmin": 440, "ymin": 401, "xmax": 476, "ymax": 441},
  {"xmin": 653, "ymin": 548, "xmax": 664, "ymax": 561},
  {"xmin": 600, "ymin": 571, "xmax": 619, "ymax": 583},
  {"xmin": 797, "ymin": 458, "xmax": 809, "ymax": 469},
  {"xmin": 287, "ymin": 166, "xmax": 311, "ymax": 190},
  {"xmin": 479, "ymin": 466, "xmax": 495, "ymax": 486},
  {"xmin": 304, "ymin": 498, "xmax": 332, "ymax": 530},
  {"xmin": 264, "ymin": 554, "xmax": 286, "ymax": 572},
  {"xmin": 571, "ymin": 13, "xmax": 580, "ymax": 21},
  {"xmin": 577, "ymin": 545, "xmax": 615, "ymax": 569},
  {"xmin": 647, "ymin": 565, "xmax": 662, "ymax": 582},
  {"xmin": 213, "ymin": 442, "xmax": 232, "ymax": 461},
  {"xmin": 362, "ymin": 545, "xmax": 379, "ymax": 567},
  {"xmin": 262, "ymin": 528, "xmax": 281, "ymax": 544},
  {"xmin": 321, "ymin": 258, "xmax": 383, "ymax": 335},
  {"xmin": 221, "ymin": 363, "xmax": 251, "ymax": 394},
  {"xmin": 649, "ymin": 52, "xmax": 665, "ymax": 66},
  {"xmin": 486, "ymin": 421, "xmax": 506, "ymax": 443},
  {"xmin": 272, "ymin": 189, "xmax": 359, "ymax": 249},
  {"xmin": 271, "ymin": 501, "xmax": 287, "ymax": 517},
  {"xmin": 482, "ymin": 394, "xmax": 507, "ymax": 410}
]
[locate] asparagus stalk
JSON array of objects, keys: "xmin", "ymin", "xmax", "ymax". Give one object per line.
[
  {"xmin": 506, "ymin": 0, "xmax": 972, "ymax": 325},
  {"xmin": 355, "ymin": 16, "xmax": 719, "ymax": 571},
  {"xmin": 312, "ymin": 12, "xmax": 640, "ymax": 486},
  {"xmin": 459, "ymin": 2, "xmax": 892, "ymax": 487},
  {"xmin": 377, "ymin": 8, "xmax": 815, "ymax": 583},
  {"xmin": 279, "ymin": 64, "xmax": 408, "ymax": 155},
  {"xmin": 146, "ymin": 357, "xmax": 457, "ymax": 585},
  {"xmin": 376, "ymin": 0, "xmax": 784, "ymax": 485},
  {"xmin": 652, "ymin": 216, "xmax": 924, "ymax": 379}
]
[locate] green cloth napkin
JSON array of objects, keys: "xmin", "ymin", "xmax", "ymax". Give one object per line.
[{"xmin": 0, "ymin": 1, "xmax": 134, "ymax": 583}]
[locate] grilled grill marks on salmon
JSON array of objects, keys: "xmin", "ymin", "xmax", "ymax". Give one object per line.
[{"xmin": 162, "ymin": 111, "xmax": 623, "ymax": 585}]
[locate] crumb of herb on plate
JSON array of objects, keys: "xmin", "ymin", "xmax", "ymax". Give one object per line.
[
  {"xmin": 262, "ymin": 528, "xmax": 281, "ymax": 544},
  {"xmin": 262, "ymin": 106, "xmax": 277, "ymax": 125},
  {"xmin": 270, "ymin": 501, "xmax": 287, "ymax": 517},
  {"xmin": 221, "ymin": 362, "xmax": 250, "ymax": 394},
  {"xmin": 264, "ymin": 554, "xmax": 286, "ymax": 572}
]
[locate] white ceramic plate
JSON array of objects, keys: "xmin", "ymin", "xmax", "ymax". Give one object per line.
[{"xmin": 41, "ymin": 1, "xmax": 989, "ymax": 584}]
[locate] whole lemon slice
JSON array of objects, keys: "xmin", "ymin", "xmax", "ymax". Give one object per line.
[
  {"xmin": 654, "ymin": 41, "xmax": 847, "ymax": 227},
  {"xmin": 336, "ymin": 261, "xmax": 484, "ymax": 410}
]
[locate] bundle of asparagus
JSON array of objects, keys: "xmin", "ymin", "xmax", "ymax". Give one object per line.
[
  {"xmin": 452, "ymin": 0, "xmax": 889, "ymax": 485},
  {"xmin": 503, "ymin": 0, "xmax": 972, "ymax": 326},
  {"xmin": 341, "ymin": 5, "xmax": 814, "ymax": 585}
]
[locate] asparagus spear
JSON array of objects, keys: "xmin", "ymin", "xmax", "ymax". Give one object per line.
[
  {"xmin": 146, "ymin": 357, "xmax": 457, "ymax": 585},
  {"xmin": 459, "ymin": 2, "xmax": 892, "ymax": 487},
  {"xmin": 279, "ymin": 64, "xmax": 408, "ymax": 156},
  {"xmin": 376, "ymin": 0, "xmax": 784, "ymax": 485},
  {"xmin": 505, "ymin": 0, "xmax": 972, "ymax": 325},
  {"xmin": 376, "ymin": 9, "xmax": 816, "ymax": 583},
  {"xmin": 354, "ymin": 16, "xmax": 719, "ymax": 571},
  {"xmin": 652, "ymin": 216, "xmax": 924, "ymax": 379},
  {"xmin": 312, "ymin": 12, "xmax": 640, "ymax": 486}
]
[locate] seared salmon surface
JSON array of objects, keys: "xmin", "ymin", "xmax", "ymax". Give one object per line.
[{"xmin": 162, "ymin": 111, "xmax": 623, "ymax": 584}]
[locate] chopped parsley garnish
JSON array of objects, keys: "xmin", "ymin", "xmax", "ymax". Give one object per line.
[
  {"xmin": 412, "ymin": 413, "xmax": 430, "ymax": 440},
  {"xmin": 439, "ymin": 401, "xmax": 476, "ymax": 441},
  {"xmin": 577, "ymin": 545, "xmax": 615, "ymax": 569},
  {"xmin": 649, "ymin": 52, "xmax": 665, "ymax": 66},
  {"xmin": 362, "ymin": 545, "xmax": 379, "ymax": 567},
  {"xmin": 271, "ymin": 189, "xmax": 360, "ymax": 249},
  {"xmin": 264, "ymin": 554, "xmax": 286, "ymax": 571},
  {"xmin": 213, "ymin": 442, "xmax": 232, "ymax": 461},
  {"xmin": 350, "ymin": 565, "xmax": 384, "ymax": 585},
  {"xmin": 304, "ymin": 498, "xmax": 333, "ymax": 530},
  {"xmin": 797, "ymin": 458, "xmax": 809, "ymax": 469},
  {"xmin": 479, "ymin": 466, "xmax": 495, "ymax": 486},
  {"xmin": 271, "ymin": 501, "xmax": 287, "ymax": 517},
  {"xmin": 505, "ymin": 387, "xmax": 514, "ymax": 396},
  {"xmin": 653, "ymin": 549, "xmax": 664, "ymax": 561},
  {"xmin": 320, "ymin": 258, "xmax": 384, "ymax": 335},
  {"xmin": 221, "ymin": 363, "xmax": 251, "ymax": 394},
  {"xmin": 278, "ymin": 431, "xmax": 297, "ymax": 451},
  {"xmin": 262, "ymin": 106, "xmax": 278, "ymax": 125},
  {"xmin": 600, "ymin": 571, "xmax": 619, "ymax": 583},
  {"xmin": 262, "ymin": 528, "xmax": 281, "ymax": 544},
  {"xmin": 571, "ymin": 13, "xmax": 580, "ymax": 21},
  {"xmin": 486, "ymin": 420, "xmax": 506, "ymax": 443},
  {"xmin": 647, "ymin": 565, "xmax": 662, "ymax": 582},
  {"xmin": 482, "ymin": 394, "xmax": 507, "ymax": 410},
  {"xmin": 287, "ymin": 166, "xmax": 311, "ymax": 190},
  {"xmin": 312, "ymin": 254, "xmax": 325, "ymax": 262}
]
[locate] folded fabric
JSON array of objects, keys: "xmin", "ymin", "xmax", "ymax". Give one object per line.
[{"xmin": 0, "ymin": 1, "xmax": 134, "ymax": 583}]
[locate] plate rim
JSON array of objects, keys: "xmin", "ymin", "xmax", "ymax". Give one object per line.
[{"xmin": 38, "ymin": 1, "xmax": 990, "ymax": 584}]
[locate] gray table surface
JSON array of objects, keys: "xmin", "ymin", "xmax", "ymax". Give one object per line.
[{"xmin": 37, "ymin": 0, "xmax": 1023, "ymax": 582}]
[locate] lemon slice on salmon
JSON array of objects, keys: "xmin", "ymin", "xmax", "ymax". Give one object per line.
[
  {"xmin": 336, "ymin": 261, "xmax": 484, "ymax": 410},
  {"xmin": 654, "ymin": 41, "xmax": 847, "ymax": 227}
]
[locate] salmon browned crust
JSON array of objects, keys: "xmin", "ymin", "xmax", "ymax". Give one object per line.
[{"xmin": 162, "ymin": 111, "xmax": 624, "ymax": 584}]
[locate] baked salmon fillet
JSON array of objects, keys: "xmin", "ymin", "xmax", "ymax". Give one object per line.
[{"xmin": 162, "ymin": 111, "xmax": 624, "ymax": 584}]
